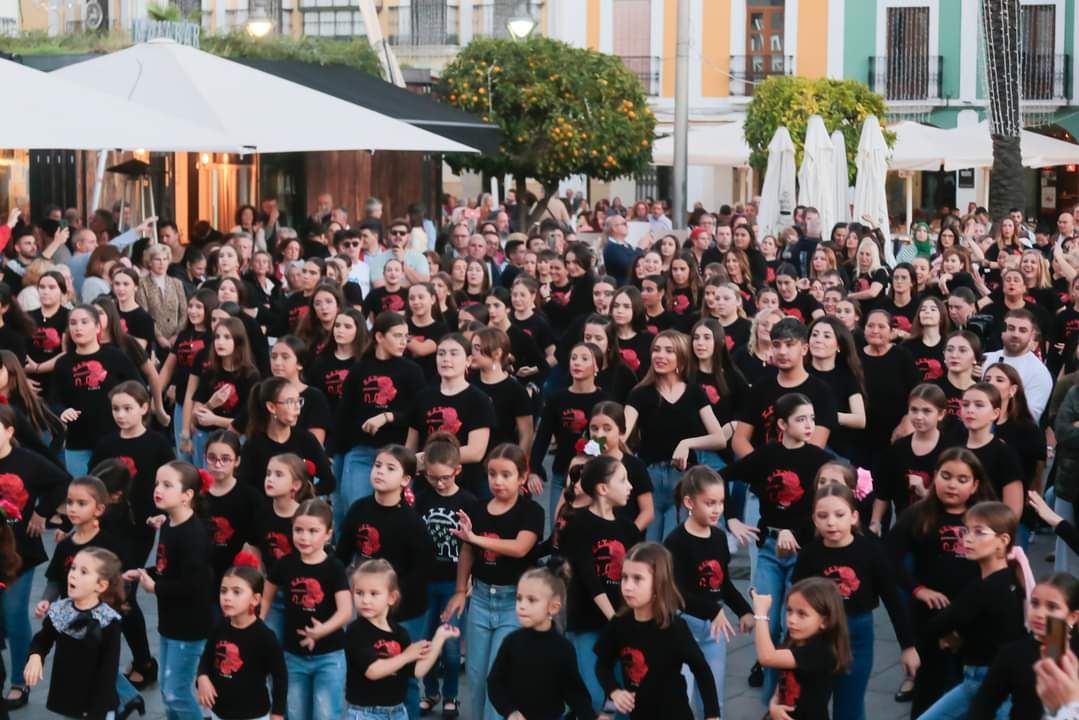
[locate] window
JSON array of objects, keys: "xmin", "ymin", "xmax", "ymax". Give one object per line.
[
  {"xmin": 1021, "ymin": 4, "xmax": 1064, "ymax": 100},
  {"xmin": 731, "ymin": 2, "xmax": 788, "ymax": 96},
  {"xmin": 300, "ymin": 0, "xmax": 365, "ymax": 38},
  {"xmin": 612, "ymin": 0, "xmax": 658, "ymax": 95},
  {"xmin": 387, "ymin": 0, "xmax": 459, "ymax": 45},
  {"xmin": 872, "ymin": 6, "xmax": 940, "ymax": 101}
]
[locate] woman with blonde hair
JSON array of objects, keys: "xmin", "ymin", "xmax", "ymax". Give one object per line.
[
  {"xmin": 732, "ymin": 307, "xmax": 784, "ymax": 387},
  {"xmin": 16, "ymin": 259, "xmax": 52, "ymax": 312},
  {"xmin": 136, "ymin": 243, "xmax": 188, "ymax": 350}
]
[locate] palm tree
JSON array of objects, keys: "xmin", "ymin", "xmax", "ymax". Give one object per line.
[{"xmin": 981, "ymin": 0, "xmax": 1025, "ymax": 220}]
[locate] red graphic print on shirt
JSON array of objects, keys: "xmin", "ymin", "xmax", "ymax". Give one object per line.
[
  {"xmin": 32, "ymin": 327, "xmax": 61, "ymax": 352},
  {"xmin": 778, "ymin": 670, "xmax": 801, "ymax": 706},
  {"xmin": 480, "ymin": 532, "xmax": 500, "ymax": 563},
  {"xmin": 323, "ymin": 369, "xmax": 349, "ymax": 399},
  {"xmin": 374, "ymin": 639, "xmax": 402, "ymax": 658},
  {"xmin": 766, "ymin": 470, "xmax": 805, "ymax": 509},
  {"xmin": 916, "ymin": 357, "xmax": 944, "ymax": 381},
  {"xmin": 119, "ymin": 318, "xmax": 129, "ymax": 334},
  {"xmin": 118, "ymin": 456, "xmax": 138, "ymax": 480},
  {"xmin": 0, "ymin": 474, "xmax": 29, "ymax": 512},
  {"xmin": 592, "ymin": 539, "xmax": 626, "ymax": 583},
  {"xmin": 356, "ymin": 524, "xmax": 381, "ymax": 557},
  {"xmin": 702, "ymin": 384, "xmax": 721, "ymax": 406},
  {"xmin": 215, "ymin": 641, "xmax": 244, "ymax": 676},
  {"xmin": 155, "ymin": 543, "xmax": 167, "ymax": 573},
  {"xmin": 894, "ymin": 315, "xmax": 913, "ymax": 333},
  {"xmin": 782, "ymin": 306, "xmax": 805, "ymax": 322},
  {"xmin": 619, "ymin": 647, "xmax": 649, "ymax": 686},
  {"xmin": 551, "ymin": 289, "xmax": 570, "ymax": 306},
  {"xmin": 177, "ymin": 339, "xmax": 205, "ymax": 368},
  {"xmin": 939, "ymin": 524, "xmax": 967, "ymax": 557},
  {"xmin": 855, "ymin": 277, "xmax": 870, "ymax": 293},
  {"xmin": 266, "ymin": 531, "xmax": 292, "ymax": 559},
  {"xmin": 672, "ymin": 294, "xmax": 691, "ymax": 314},
  {"xmin": 562, "ymin": 408, "xmax": 587, "ymax": 433},
  {"xmin": 725, "ymin": 334, "xmax": 736, "ymax": 352},
  {"xmin": 945, "ymin": 396, "xmax": 963, "ymax": 418},
  {"xmin": 289, "ymin": 305, "xmax": 310, "ymax": 326},
  {"xmin": 213, "ymin": 381, "xmax": 240, "ymax": 413},
  {"xmin": 426, "ymin": 406, "xmax": 463, "ymax": 435},
  {"xmin": 363, "ymin": 375, "xmax": 398, "ymax": 406},
  {"xmin": 906, "ymin": 470, "xmax": 931, "ymax": 505},
  {"xmin": 697, "ymin": 559, "xmax": 725, "ymax": 590},
  {"xmin": 210, "ymin": 516, "xmax": 235, "ymax": 546},
  {"xmin": 382, "ymin": 294, "xmax": 406, "ymax": 313},
  {"xmin": 290, "ymin": 577, "xmax": 325, "ymax": 610},
  {"xmin": 824, "ymin": 565, "xmax": 861, "ymax": 599},
  {"xmin": 619, "ymin": 348, "xmax": 641, "ymax": 372},
  {"xmin": 72, "ymin": 360, "xmax": 108, "ymax": 389}
]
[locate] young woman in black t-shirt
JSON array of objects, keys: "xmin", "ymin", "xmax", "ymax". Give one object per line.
[
  {"xmin": 666, "ymin": 252, "xmax": 702, "ymax": 320},
  {"xmin": 723, "ymin": 250, "xmax": 759, "ymax": 316},
  {"xmin": 486, "ymin": 287, "xmax": 546, "ymax": 390},
  {"xmin": 509, "ymin": 276, "xmax": 557, "ymax": 374},
  {"xmin": 690, "ymin": 318, "xmax": 749, "ymax": 473},
  {"xmin": 269, "ymin": 335, "xmax": 332, "ymax": 447},
  {"xmin": 111, "ymin": 266, "xmax": 156, "ymax": 353},
  {"xmin": 25, "ymin": 270, "xmax": 69, "ymax": 400},
  {"xmin": 806, "ymin": 316, "xmax": 867, "ymax": 466},
  {"xmin": 363, "ymin": 259, "xmax": 410, "ymax": 322},
  {"xmin": 157, "ymin": 288, "xmax": 217, "ymax": 462},
  {"xmin": 732, "ymin": 308, "xmax": 783, "ymax": 388},
  {"xmin": 406, "ymin": 282, "xmax": 448, "ymax": 384},
  {"xmin": 929, "ymin": 330, "xmax": 982, "ymax": 441},
  {"xmin": 751, "ymin": 578, "xmax": 851, "ymax": 720},
  {"xmin": 903, "ymin": 295, "xmax": 950, "ymax": 383},
  {"xmin": 444, "ymin": 444, "xmax": 543, "ymax": 720},
  {"xmin": 92, "ymin": 296, "xmax": 167, "ymax": 424},
  {"xmin": 703, "ymin": 279, "xmax": 752, "ymax": 352},
  {"xmin": 307, "ymin": 308, "xmax": 367, "ymax": 431},
  {"xmin": 881, "ymin": 262, "xmax": 918, "ymax": 337},
  {"xmin": 582, "ymin": 314, "xmax": 636, "ymax": 405},
  {"xmin": 642, "ymin": 275, "xmax": 675, "ymax": 336},
  {"xmin": 295, "ymin": 283, "xmax": 343, "ymax": 361},
  {"xmin": 860, "ymin": 309, "xmax": 921, "ymax": 466},
  {"xmin": 470, "ymin": 327, "xmax": 533, "ymax": 454},
  {"xmin": 961, "ymin": 383, "xmax": 1024, "ymax": 518},
  {"xmin": 610, "ymin": 286, "xmax": 654, "ymax": 380}
]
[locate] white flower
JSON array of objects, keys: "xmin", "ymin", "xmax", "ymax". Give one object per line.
[{"xmin": 583, "ymin": 440, "xmax": 602, "ymax": 457}]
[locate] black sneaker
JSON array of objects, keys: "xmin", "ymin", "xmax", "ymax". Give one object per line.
[{"xmin": 748, "ymin": 661, "xmax": 764, "ymax": 688}]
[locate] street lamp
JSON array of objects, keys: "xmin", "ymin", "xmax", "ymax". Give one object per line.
[
  {"xmin": 505, "ymin": 15, "xmax": 535, "ymax": 40},
  {"xmin": 246, "ymin": 0, "xmax": 273, "ymax": 37}
]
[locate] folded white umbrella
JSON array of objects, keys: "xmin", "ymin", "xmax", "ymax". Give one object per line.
[
  {"xmin": 798, "ymin": 115, "xmax": 836, "ymax": 237},
  {"xmin": 54, "ymin": 39, "xmax": 477, "ymax": 154},
  {"xmin": 0, "ymin": 57, "xmax": 237, "ymax": 151},
  {"xmin": 651, "ymin": 122, "xmax": 752, "ymax": 166},
  {"xmin": 756, "ymin": 126, "xmax": 796, "ymax": 238},
  {"xmin": 831, "ymin": 129, "xmax": 850, "ymax": 225},
  {"xmin": 852, "ymin": 115, "xmax": 894, "ymax": 263}
]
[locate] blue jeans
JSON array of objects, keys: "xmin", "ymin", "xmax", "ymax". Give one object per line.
[
  {"xmin": 286, "ymin": 650, "xmax": 346, "ymax": 720},
  {"xmin": 833, "ymin": 612, "xmax": 873, "ymax": 720},
  {"xmin": 116, "ymin": 671, "xmax": 139, "ymax": 707},
  {"xmin": 338, "ymin": 445, "xmax": 379, "ymax": 533},
  {"xmin": 547, "ymin": 472, "xmax": 565, "ymax": 535},
  {"xmin": 744, "ymin": 493, "xmax": 761, "ymax": 587},
  {"xmin": 172, "ymin": 404, "xmax": 191, "ymax": 464},
  {"xmin": 348, "ymin": 705, "xmax": 409, "ymax": 720},
  {"xmin": 465, "ymin": 581, "xmax": 519, "ymax": 720},
  {"xmin": 645, "ymin": 462, "xmax": 682, "ymax": 542},
  {"xmin": 567, "ymin": 630, "xmax": 602, "ymax": 713},
  {"xmin": 681, "ymin": 613, "xmax": 727, "ymax": 718},
  {"xmin": 159, "ymin": 635, "xmax": 206, "ymax": 720},
  {"xmin": 264, "ymin": 594, "xmax": 286, "ymax": 645},
  {"xmin": 697, "ymin": 450, "xmax": 727, "ymax": 474},
  {"xmin": 64, "ymin": 448, "xmax": 92, "ymax": 478},
  {"xmin": 919, "ymin": 665, "xmax": 1011, "ymax": 720},
  {"xmin": 756, "ymin": 536, "xmax": 798, "ymax": 702},
  {"xmin": 192, "ymin": 428, "xmax": 210, "ymax": 469},
  {"xmin": 1057, "ymin": 496, "xmax": 1079, "ymax": 574},
  {"xmin": 3, "ymin": 569, "xmax": 32, "ymax": 687},
  {"xmin": 422, "ymin": 581, "xmax": 462, "ymax": 701},
  {"xmin": 400, "ymin": 615, "xmax": 426, "ymax": 720}
]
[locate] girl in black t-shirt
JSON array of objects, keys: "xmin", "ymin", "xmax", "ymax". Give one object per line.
[
  {"xmin": 806, "ymin": 316, "xmax": 867, "ymax": 466},
  {"xmin": 407, "ymin": 282, "xmax": 448, "ymax": 384},
  {"xmin": 751, "ymin": 578, "xmax": 851, "ymax": 720},
  {"xmin": 775, "ymin": 264, "xmax": 823, "ymax": 324},
  {"xmin": 470, "ymin": 327, "xmax": 533, "ymax": 453},
  {"xmin": 444, "ymin": 444, "xmax": 543, "ymax": 720},
  {"xmin": 610, "ymin": 286, "xmax": 654, "ymax": 379},
  {"xmin": 295, "ymin": 283, "xmax": 342, "ymax": 361},
  {"xmin": 201, "ymin": 431, "xmax": 260, "ymax": 594},
  {"xmin": 588, "ymin": 401, "xmax": 655, "ymax": 532},
  {"xmin": 881, "ymin": 262, "xmax": 918, "ymax": 337},
  {"xmin": 962, "ymin": 383, "xmax": 1024, "ymax": 517},
  {"xmin": 642, "ymin": 276, "xmax": 675, "ymax": 335},
  {"xmin": 903, "ymin": 296, "xmax": 950, "ymax": 383},
  {"xmin": 92, "ymin": 296, "xmax": 167, "ymax": 425},
  {"xmin": 158, "ymin": 288, "xmax": 216, "ymax": 462},
  {"xmin": 486, "ymin": 287, "xmax": 546, "ymax": 389},
  {"xmin": 704, "ymin": 280, "xmax": 752, "ymax": 353},
  {"xmin": 582, "ymin": 314, "xmax": 636, "ymax": 405},
  {"xmin": 363, "ymin": 259, "xmax": 410, "ymax": 322},
  {"xmin": 262, "ymin": 499, "xmax": 351, "ymax": 720},
  {"xmin": 932, "ymin": 330, "xmax": 982, "ymax": 441},
  {"xmin": 307, "ymin": 308, "xmax": 367, "ymax": 432},
  {"xmin": 690, "ymin": 318, "xmax": 749, "ymax": 461},
  {"xmin": 666, "ymin": 252, "xmax": 701, "ymax": 319},
  {"xmin": 111, "ymin": 266, "xmax": 156, "ymax": 353},
  {"xmin": 509, "ymin": 276, "xmax": 557, "ymax": 374},
  {"xmin": 269, "ymin": 335, "xmax": 332, "ymax": 447},
  {"xmin": 25, "ymin": 270, "xmax": 69, "ymax": 400}
]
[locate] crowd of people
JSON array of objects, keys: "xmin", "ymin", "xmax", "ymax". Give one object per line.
[{"xmin": 0, "ymin": 190, "xmax": 1078, "ymax": 720}]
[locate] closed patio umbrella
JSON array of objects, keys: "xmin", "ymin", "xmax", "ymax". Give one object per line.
[
  {"xmin": 852, "ymin": 115, "xmax": 894, "ymax": 264},
  {"xmin": 832, "ymin": 129, "xmax": 851, "ymax": 226},
  {"xmin": 798, "ymin": 115, "xmax": 836, "ymax": 238},
  {"xmin": 756, "ymin": 126, "xmax": 797, "ymax": 238}
]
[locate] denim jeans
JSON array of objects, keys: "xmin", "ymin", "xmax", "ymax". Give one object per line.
[
  {"xmin": 172, "ymin": 404, "xmax": 191, "ymax": 464},
  {"xmin": 832, "ymin": 612, "xmax": 873, "ymax": 720},
  {"xmin": 2, "ymin": 568, "xmax": 33, "ymax": 687},
  {"xmin": 399, "ymin": 615, "xmax": 426, "ymax": 720},
  {"xmin": 918, "ymin": 665, "xmax": 1011, "ymax": 720},
  {"xmin": 697, "ymin": 450, "xmax": 727, "ymax": 474},
  {"xmin": 285, "ymin": 649, "xmax": 346, "ymax": 720},
  {"xmin": 264, "ymin": 594, "xmax": 286, "ymax": 645},
  {"xmin": 116, "ymin": 671, "xmax": 139, "ymax": 707},
  {"xmin": 756, "ymin": 536, "xmax": 798, "ymax": 702},
  {"xmin": 159, "ymin": 635, "xmax": 206, "ymax": 720},
  {"xmin": 681, "ymin": 613, "xmax": 727, "ymax": 718},
  {"xmin": 744, "ymin": 493, "xmax": 761, "ymax": 587},
  {"xmin": 421, "ymin": 581, "xmax": 462, "ymax": 701},
  {"xmin": 192, "ymin": 428, "xmax": 210, "ymax": 470},
  {"xmin": 348, "ymin": 705, "xmax": 409, "ymax": 720},
  {"xmin": 1057, "ymin": 496, "xmax": 1079, "ymax": 574},
  {"xmin": 567, "ymin": 630, "xmax": 603, "ymax": 713},
  {"xmin": 64, "ymin": 448, "xmax": 92, "ymax": 478},
  {"xmin": 338, "ymin": 445, "xmax": 379, "ymax": 533},
  {"xmin": 645, "ymin": 462, "xmax": 682, "ymax": 542},
  {"xmin": 213, "ymin": 715, "xmax": 268, "ymax": 720},
  {"xmin": 465, "ymin": 581, "xmax": 519, "ymax": 720},
  {"xmin": 547, "ymin": 472, "xmax": 565, "ymax": 535}
]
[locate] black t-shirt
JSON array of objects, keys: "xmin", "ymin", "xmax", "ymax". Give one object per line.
[
  {"xmin": 692, "ymin": 368, "xmax": 749, "ymax": 426},
  {"xmin": 237, "ymin": 429, "xmax": 335, "ymax": 496},
  {"xmin": 805, "ymin": 364, "xmax": 862, "ymax": 460},
  {"xmin": 0, "ymin": 448, "xmax": 68, "ymax": 569},
  {"xmin": 51, "ymin": 346, "xmax": 140, "ymax": 449},
  {"xmin": 627, "ymin": 383, "xmax": 710, "ymax": 465},
  {"xmin": 922, "ymin": 567, "xmax": 1025, "ymax": 667},
  {"xmin": 903, "ymin": 337, "xmax": 946, "ymax": 382},
  {"xmin": 886, "ymin": 507, "xmax": 978, "ymax": 599},
  {"xmin": 268, "ymin": 554, "xmax": 349, "ymax": 655},
  {"xmin": 28, "ymin": 306, "xmax": 67, "ymax": 397},
  {"xmin": 618, "ymin": 453, "xmax": 654, "ymax": 526},
  {"xmin": 0, "ymin": 325, "xmax": 28, "ymax": 366},
  {"xmin": 933, "ymin": 376, "xmax": 970, "ymax": 441},
  {"xmin": 363, "ymin": 287, "xmax": 409, "ymax": 319},
  {"xmin": 737, "ymin": 373, "xmax": 838, "ymax": 448},
  {"xmin": 488, "ymin": 626, "xmax": 595, "ymax": 720},
  {"xmin": 505, "ymin": 324, "xmax": 546, "ymax": 384},
  {"xmin": 511, "ymin": 312, "xmax": 557, "ymax": 356},
  {"xmin": 563, "ymin": 509, "xmax": 639, "ymax": 632},
  {"xmin": 119, "ymin": 306, "xmax": 156, "ymax": 349},
  {"xmin": 595, "ymin": 362, "xmax": 637, "ymax": 405},
  {"xmin": 779, "ymin": 292, "xmax": 821, "ymax": 323},
  {"xmin": 468, "ymin": 497, "xmax": 544, "ymax": 587},
  {"xmin": 44, "ymin": 529, "xmax": 123, "ymax": 595},
  {"xmin": 335, "ymin": 497, "xmax": 434, "ymax": 621},
  {"xmin": 721, "ymin": 317, "xmax": 751, "ymax": 353},
  {"xmin": 529, "ymin": 387, "xmax": 609, "ymax": 480},
  {"xmin": 298, "ymin": 385, "xmax": 333, "ymax": 441},
  {"xmin": 306, "ymin": 353, "xmax": 354, "ymax": 421},
  {"xmin": 725, "ymin": 443, "xmax": 832, "ymax": 542},
  {"xmin": 409, "ymin": 384, "xmax": 495, "ymax": 493},
  {"xmin": 90, "ymin": 430, "xmax": 175, "ymax": 524},
  {"xmin": 168, "ymin": 328, "xmax": 210, "ymax": 398},
  {"xmin": 967, "ymin": 437, "xmax": 1024, "ymax": 499},
  {"xmin": 775, "ymin": 635, "xmax": 838, "ymax": 720},
  {"xmin": 644, "ymin": 310, "xmax": 678, "ymax": 335},
  {"xmin": 338, "ymin": 356, "xmax": 426, "ymax": 451},
  {"xmin": 617, "ymin": 331, "xmax": 654, "ymax": 379},
  {"xmin": 197, "ymin": 619, "xmax": 287, "ymax": 719},
  {"xmin": 251, "ymin": 504, "xmax": 296, "ymax": 576},
  {"xmin": 664, "ymin": 525, "xmax": 752, "ymax": 622},
  {"xmin": 475, "ymin": 375, "xmax": 532, "ymax": 448},
  {"xmin": 284, "ymin": 291, "xmax": 312, "ymax": 331},
  {"xmin": 860, "ymin": 345, "xmax": 921, "ymax": 450},
  {"xmin": 344, "ymin": 618, "xmax": 414, "ymax": 707},
  {"xmin": 152, "ymin": 515, "xmax": 215, "ymax": 641},
  {"xmin": 191, "ymin": 366, "xmax": 259, "ymax": 431},
  {"xmin": 874, "ymin": 435, "xmax": 942, "ymax": 517},
  {"xmin": 883, "ymin": 297, "xmax": 918, "ymax": 334},
  {"xmin": 407, "ymin": 318, "xmax": 448, "ymax": 383},
  {"xmin": 203, "ymin": 481, "xmax": 261, "ymax": 585},
  {"xmin": 732, "ymin": 346, "xmax": 777, "ymax": 388},
  {"xmin": 414, "ymin": 485, "xmax": 482, "ymax": 583}
]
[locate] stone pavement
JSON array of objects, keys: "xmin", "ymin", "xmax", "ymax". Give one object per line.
[{"xmin": 16, "ymin": 526, "xmax": 1055, "ymax": 719}]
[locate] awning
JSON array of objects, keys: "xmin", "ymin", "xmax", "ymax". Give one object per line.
[
  {"xmin": 888, "ymin": 120, "xmax": 1079, "ymax": 171},
  {"xmin": 652, "ymin": 122, "xmax": 752, "ymax": 166}
]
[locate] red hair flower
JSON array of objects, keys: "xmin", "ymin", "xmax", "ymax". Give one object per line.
[
  {"xmin": 197, "ymin": 469, "xmax": 214, "ymax": 494},
  {"xmin": 303, "ymin": 459, "xmax": 317, "ymax": 478},
  {"xmin": 403, "ymin": 486, "xmax": 415, "ymax": 506},
  {"xmin": 574, "ymin": 438, "xmax": 588, "ymax": 455},
  {"xmin": 232, "ymin": 550, "xmax": 261, "ymax": 569},
  {"xmin": 0, "ymin": 499, "xmax": 20, "ymax": 523}
]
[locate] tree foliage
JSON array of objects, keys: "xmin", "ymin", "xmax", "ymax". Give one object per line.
[
  {"xmin": 435, "ymin": 36, "xmax": 656, "ymax": 189},
  {"xmin": 744, "ymin": 76, "xmax": 894, "ymax": 183}
]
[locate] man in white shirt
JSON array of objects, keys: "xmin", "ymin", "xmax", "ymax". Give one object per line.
[
  {"xmin": 648, "ymin": 200, "xmax": 673, "ymax": 233},
  {"xmin": 369, "ymin": 217, "xmax": 430, "ymax": 288},
  {"xmin": 1053, "ymin": 211, "xmax": 1075, "ymax": 252},
  {"xmin": 982, "ymin": 307, "xmax": 1053, "ymax": 422}
]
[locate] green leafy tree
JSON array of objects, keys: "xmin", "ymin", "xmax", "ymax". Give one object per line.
[
  {"xmin": 436, "ymin": 36, "xmax": 656, "ymax": 229},
  {"xmin": 744, "ymin": 76, "xmax": 893, "ymax": 183}
]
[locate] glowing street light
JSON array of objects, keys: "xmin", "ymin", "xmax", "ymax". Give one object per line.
[
  {"xmin": 246, "ymin": 0, "xmax": 273, "ymax": 37},
  {"xmin": 505, "ymin": 16, "xmax": 536, "ymax": 40}
]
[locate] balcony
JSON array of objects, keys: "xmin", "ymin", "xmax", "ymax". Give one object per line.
[
  {"xmin": 868, "ymin": 55, "xmax": 942, "ymax": 102},
  {"xmin": 385, "ymin": 4, "xmax": 459, "ymax": 46},
  {"xmin": 472, "ymin": 0, "xmax": 543, "ymax": 40},
  {"xmin": 619, "ymin": 55, "xmax": 661, "ymax": 96},
  {"xmin": 729, "ymin": 54, "xmax": 793, "ymax": 97},
  {"xmin": 1022, "ymin": 53, "xmax": 1070, "ymax": 103}
]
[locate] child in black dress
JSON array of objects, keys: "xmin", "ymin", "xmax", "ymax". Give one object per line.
[{"xmin": 752, "ymin": 577, "xmax": 852, "ymax": 720}]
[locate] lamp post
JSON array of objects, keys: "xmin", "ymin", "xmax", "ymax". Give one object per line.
[
  {"xmin": 246, "ymin": 0, "xmax": 273, "ymax": 37},
  {"xmin": 505, "ymin": 15, "xmax": 535, "ymax": 40}
]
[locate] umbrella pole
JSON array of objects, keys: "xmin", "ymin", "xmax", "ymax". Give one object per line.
[
  {"xmin": 905, "ymin": 172, "xmax": 914, "ymax": 232},
  {"xmin": 91, "ymin": 150, "xmax": 108, "ymax": 215}
]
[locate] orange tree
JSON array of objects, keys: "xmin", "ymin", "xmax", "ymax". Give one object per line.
[{"xmin": 437, "ymin": 36, "xmax": 656, "ymax": 229}]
